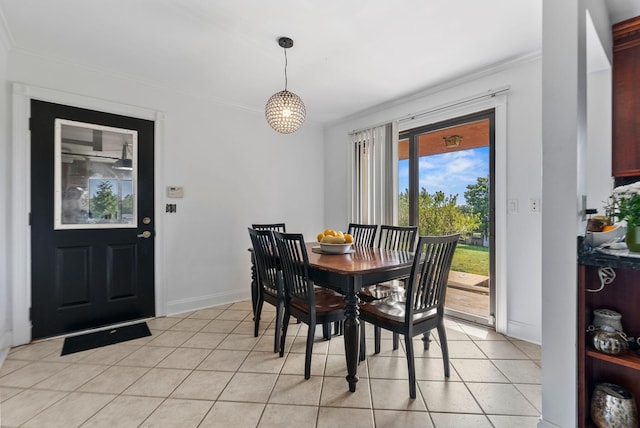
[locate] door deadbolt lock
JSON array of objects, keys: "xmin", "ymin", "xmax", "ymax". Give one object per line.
[
  {"xmin": 143, "ymin": 217, "xmax": 151, "ymax": 225},
  {"xmin": 137, "ymin": 231, "xmax": 152, "ymax": 239}
]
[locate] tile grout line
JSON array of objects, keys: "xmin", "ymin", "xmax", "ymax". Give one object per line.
[{"xmin": 1, "ymin": 303, "xmax": 542, "ymax": 427}]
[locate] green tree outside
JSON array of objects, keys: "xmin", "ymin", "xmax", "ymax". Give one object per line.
[
  {"xmin": 399, "ymin": 188, "xmax": 481, "ymax": 236},
  {"xmin": 91, "ymin": 180, "xmax": 118, "ymax": 219},
  {"xmin": 463, "ymin": 176, "xmax": 489, "ymax": 238},
  {"xmin": 122, "ymin": 193, "xmax": 134, "ymax": 216}
]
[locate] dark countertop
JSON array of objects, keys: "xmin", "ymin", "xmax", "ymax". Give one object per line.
[{"xmin": 578, "ymin": 236, "xmax": 640, "ymax": 270}]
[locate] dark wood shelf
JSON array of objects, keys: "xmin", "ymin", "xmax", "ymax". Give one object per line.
[
  {"xmin": 586, "ymin": 349, "xmax": 640, "ymax": 370},
  {"xmin": 579, "ymin": 263, "xmax": 640, "ymax": 427},
  {"xmin": 578, "ymin": 14, "xmax": 640, "ymax": 427}
]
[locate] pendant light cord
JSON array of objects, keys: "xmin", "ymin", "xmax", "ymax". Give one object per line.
[{"xmin": 283, "ymin": 47, "xmax": 288, "ymax": 91}]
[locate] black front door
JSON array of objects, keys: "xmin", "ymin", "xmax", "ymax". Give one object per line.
[{"xmin": 30, "ymin": 100, "xmax": 155, "ymax": 339}]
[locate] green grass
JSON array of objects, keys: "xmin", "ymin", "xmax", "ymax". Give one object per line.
[{"xmin": 451, "ymin": 244, "xmax": 489, "ymax": 276}]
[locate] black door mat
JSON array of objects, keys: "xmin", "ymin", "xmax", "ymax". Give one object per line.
[{"xmin": 61, "ymin": 322, "xmax": 151, "ymax": 356}]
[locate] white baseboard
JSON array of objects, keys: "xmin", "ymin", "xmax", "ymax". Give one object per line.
[
  {"xmin": 166, "ymin": 290, "xmax": 251, "ymax": 316},
  {"xmin": 537, "ymin": 417, "xmax": 562, "ymax": 428},
  {"xmin": 507, "ymin": 320, "xmax": 541, "ymax": 345},
  {"xmin": 0, "ymin": 330, "xmax": 13, "ymax": 363}
]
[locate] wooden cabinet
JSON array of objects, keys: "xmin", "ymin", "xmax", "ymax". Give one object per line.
[
  {"xmin": 578, "ymin": 263, "xmax": 640, "ymax": 427},
  {"xmin": 613, "ymin": 16, "xmax": 640, "ymax": 178}
]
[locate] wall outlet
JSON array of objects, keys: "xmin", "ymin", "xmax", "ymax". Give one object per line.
[{"xmin": 529, "ymin": 198, "xmax": 540, "ymax": 212}]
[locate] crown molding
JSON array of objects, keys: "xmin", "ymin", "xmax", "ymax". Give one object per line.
[
  {"xmin": 0, "ymin": 6, "xmax": 14, "ymax": 52},
  {"xmin": 326, "ymin": 50, "xmax": 541, "ymax": 128},
  {"xmin": 10, "ymin": 47, "xmax": 220, "ymax": 104},
  {"xmin": 9, "ymin": 47, "xmax": 323, "ymax": 127}
]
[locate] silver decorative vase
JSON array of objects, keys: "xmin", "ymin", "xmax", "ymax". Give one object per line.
[
  {"xmin": 592, "ymin": 309, "xmax": 624, "ymax": 332},
  {"xmin": 592, "ymin": 329, "xmax": 629, "ymax": 355},
  {"xmin": 591, "ymin": 382, "xmax": 638, "ymax": 428}
]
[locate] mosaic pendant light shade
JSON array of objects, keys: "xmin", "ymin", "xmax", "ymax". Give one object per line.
[{"xmin": 265, "ymin": 37, "xmax": 305, "ymax": 134}]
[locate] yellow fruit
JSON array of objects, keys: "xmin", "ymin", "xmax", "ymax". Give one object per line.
[
  {"xmin": 324, "ymin": 229, "xmax": 336, "ymax": 237},
  {"xmin": 321, "ymin": 235, "xmax": 345, "ymax": 244},
  {"xmin": 335, "ymin": 231, "xmax": 344, "ymax": 237},
  {"xmin": 344, "ymin": 234, "xmax": 353, "ymax": 243},
  {"xmin": 317, "ymin": 233, "xmax": 325, "ymax": 242}
]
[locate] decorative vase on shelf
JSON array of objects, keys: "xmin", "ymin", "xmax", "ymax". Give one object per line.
[
  {"xmin": 592, "ymin": 309, "xmax": 624, "ymax": 332},
  {"xmin": 591, "ymin": 382, "xmax": 638, "ymax": 428},
  {"xmin": 625, "ymin": 225, "xmax": 640, "ymax": 252}
]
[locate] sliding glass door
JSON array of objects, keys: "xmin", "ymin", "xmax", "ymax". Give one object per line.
[{"xmin": 399, "ymin": 110, "xmax": 495, "ymax": 326}]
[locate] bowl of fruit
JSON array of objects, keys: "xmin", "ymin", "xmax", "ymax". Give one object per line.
[
  {"xmin": 586, "ymin": 223, "xmax": 626, "ymax": 247},
  {"xmin": 317, "ymin": 229, "xmax": 354, "ymax": 254}
]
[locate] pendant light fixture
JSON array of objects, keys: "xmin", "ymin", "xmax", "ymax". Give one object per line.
[
  {"xmin": 265, "ymin": 37, "xmax": 306, "ymax": 134},
  {"xmin": 112, "ymin": 143, "xmax": 132, "ymax": 171}
]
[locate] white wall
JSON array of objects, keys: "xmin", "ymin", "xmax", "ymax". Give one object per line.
[
  {"xmin": 539, "ymin": 1, "xmax": 612, "ymax": 427},
  {"xmin": 585, "ymin": 3, "xmax": 614, "ymax": 218},
  {"xmin": 6, "ymin": 48, "xmax": 325, "ymax": 344},
  {"xmin": 324, "ymin": 57, "xmax": 543, "ymax": 343},
  {"xmin": 0, "ymin": 18, "xmax": 10, "ymax": 358},
  {"xmin": 587, "ymin": 68, "xmax": 613, "ymax": 214}
]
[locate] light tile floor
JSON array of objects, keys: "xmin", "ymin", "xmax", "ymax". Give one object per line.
[{"xmin": 0, "ymin": 300, "xmax": 542, "ymax": 427}]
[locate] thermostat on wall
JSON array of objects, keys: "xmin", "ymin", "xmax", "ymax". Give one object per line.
[{"xmin": 167, "ymin": 186, "xmax": 184, "ymax": 198}]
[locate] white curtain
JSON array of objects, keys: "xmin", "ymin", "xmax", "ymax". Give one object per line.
[{"xmin": 349, "ymin": 122, "xmax": 397, "ymax": 225}]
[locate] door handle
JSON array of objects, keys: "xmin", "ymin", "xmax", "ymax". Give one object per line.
[{"xmin": 137, "ymin": 231, "xmax": 152, "ymax": 239}]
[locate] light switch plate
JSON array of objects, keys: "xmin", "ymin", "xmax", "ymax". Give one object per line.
[{"xmin": 167, "ymin": 186, "xmax": 184, "ymax": 198}]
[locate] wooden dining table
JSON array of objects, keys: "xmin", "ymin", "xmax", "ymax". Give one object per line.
[
  {"xmin": 250, "ymin": 242, "xmax": 415, "ymax": 392},
  {"xmin": 305, "ymin": 243, "xmax": 415, "ymax": 392}
]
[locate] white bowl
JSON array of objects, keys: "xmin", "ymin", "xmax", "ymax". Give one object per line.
[
  {"xmin": 586, "ymin": 224, "xmax": 626, "ymax": 247},
  {"xmin": 319, "ymin": 242, "xmax": 353, "ymax": 254}
]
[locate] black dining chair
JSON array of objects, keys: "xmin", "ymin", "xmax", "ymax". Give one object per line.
[
  {"xmin": 377, "ymin": 225, "xmax": 418, "ymax": 251},
  {"xmin": 359, "ymin": 225, "xmax": 418, "ymax": 301},
  {"xmin": 359, "ymin": 225, "xmax": 419, "ymax": 351},
  {"xmin": 248, "ymin": 228, "xmax": 285, "ymax": 353},
  {"xmin": 252, "ymin": 223, "xmax": 286, "ymax": 232},
  {"xmin": 347, "ymin": 223, "xmax": 378, "ymax": 247},
  {"xmin": 359, "ymin": 233, "xmax": 460, "ymax": 398},
  {"xmin": 273, "ymin": 231, "xmax": 346, "ymax": 379},
  {"xmin": 250, "ymin": 224, "xmax": 285, "ymax": 320}
]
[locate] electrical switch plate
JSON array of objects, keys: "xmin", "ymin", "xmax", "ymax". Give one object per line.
[
  {"xmin": 167, "ymin": 186, "xmax": 184, "ymax": 198},
  {"xmin": 508, "ymin": 199, "xmax": 518, "ymax": 213}
]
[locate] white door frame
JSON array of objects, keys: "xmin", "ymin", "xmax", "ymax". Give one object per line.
[{"xmin": 10, "ymin": 83, "xmax": 167, "ymax": 346}]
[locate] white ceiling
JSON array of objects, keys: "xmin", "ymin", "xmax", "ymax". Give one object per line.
[{"xmin": 0, "ymin": 1, "xmax": 638, "ymax": 125}]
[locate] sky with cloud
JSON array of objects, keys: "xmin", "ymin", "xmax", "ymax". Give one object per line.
[{"xmin": 398, "ymin": 146, "xmax": 489, "ymax": 206}]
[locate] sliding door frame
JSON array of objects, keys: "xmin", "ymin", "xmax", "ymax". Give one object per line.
[
  {"xmin": 397, "ymin": 93, "xmax": 507, "ymax": 333},
  {"xmin": 400, "ymin": 109, "xmax": 495, "ymax": 325}
]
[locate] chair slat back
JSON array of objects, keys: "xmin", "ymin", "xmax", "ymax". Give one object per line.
[
  {"xmin": 347, "ymin": 223, "xmax": 378, "ymax": 247},
  {"xmin": 252, "ymin": 223, "xmax": 286, "ymax": 233},
  {"xmin": 378, "ymin": 225, "xmax": 418, "ymax": 251},
  {"xmin": 406, "ymin": 234, "xmax": 459, "ymax": 317},
  {"xmin": 273, "ymin": 231, "xmax": 315, "ymax": 307},
  {"xmin": 248, "ymin": 228, "xmax": 281, "ymax": 295}
]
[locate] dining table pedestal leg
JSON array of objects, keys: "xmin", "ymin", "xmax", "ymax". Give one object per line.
[{"xmin": 343, "ymin": 291, "xmax": 360, "ymax": 392}]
